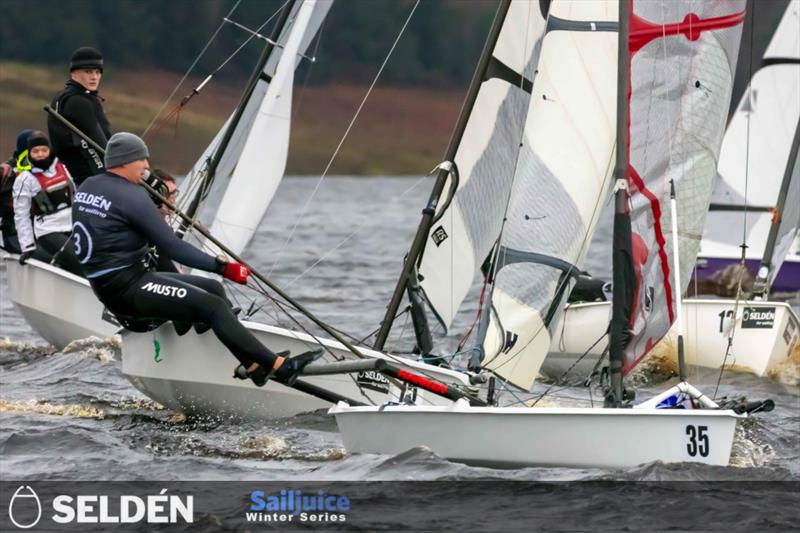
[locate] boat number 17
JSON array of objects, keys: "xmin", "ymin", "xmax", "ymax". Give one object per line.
[
  {"xmin": 718, "ymin": 310, "xmax": 734, "ymax": 332},
  {"xmin": 685, "ymin": 425, "xmax": 709, "ymax": 457}
]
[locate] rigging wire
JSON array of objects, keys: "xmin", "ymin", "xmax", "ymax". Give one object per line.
[
  {"xmin": 265, "ymin": 0, "xmax": 422, "ymax": 278},
  {"xmin": 715, "ymin": 3, "xmax": 757, "ymax": 399},
  {"xmin": 282, "ymin": 173, "xmax": 430, "ymax": 290},
  {"xmin": 144, "ymin": 0, "xmax": 292, "ymax": 138},
  {"xmin": 141, "ymin": 0, "xmax": 245, "ymax": 137}
]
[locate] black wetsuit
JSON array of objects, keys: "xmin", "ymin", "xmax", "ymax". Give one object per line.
[
  {"xmin": 71, "ymin": 171, "xmax": 278, "ymax": 370},
  {"xmin": 49, "ymin": 80, "xmax": 111, "ymax": 185}
]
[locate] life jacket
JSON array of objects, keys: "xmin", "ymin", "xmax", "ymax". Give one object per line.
[{"xmin": 31, "ymin": 160, "xmax": 73, "ymax": 216}]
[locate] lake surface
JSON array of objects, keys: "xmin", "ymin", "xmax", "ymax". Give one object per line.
[{"xmin": 1, "ymin": 177, "xmax": 798, "ymax": 483}]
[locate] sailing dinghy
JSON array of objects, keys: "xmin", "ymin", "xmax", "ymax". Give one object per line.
[
  {"xmin": 332, "ymin": 0, "xmax": 770, "ymax": 469},
  {"xmin": 545, "ymin": 0, "xmax": 800, "ymax": 380},
  {"xmin": 1, "ymin": 1, "xmax": 330, "ymax": 350}
]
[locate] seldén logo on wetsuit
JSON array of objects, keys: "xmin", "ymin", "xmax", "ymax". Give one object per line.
[{"xmin": 141, "ymin": 282, "xmax": 187, "ymax": 298}]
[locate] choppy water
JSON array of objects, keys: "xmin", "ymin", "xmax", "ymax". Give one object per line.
[{"xmin": 1, "ymin": 177, "xmax": 798, "ymax": 482}]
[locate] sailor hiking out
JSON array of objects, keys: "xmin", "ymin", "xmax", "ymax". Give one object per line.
[
  {"xmin": 12, "ymin": 131, "xmax": 82, "ymax": 275},
  {"xmin": 71, "ymin": 132, "xmax": 318, "ymax": 387}
]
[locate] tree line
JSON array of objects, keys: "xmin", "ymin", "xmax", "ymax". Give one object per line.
[{"xmin": 0, "ymin": 0, "xmax": 497, "ymax": 87}]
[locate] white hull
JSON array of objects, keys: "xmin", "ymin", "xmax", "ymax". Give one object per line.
[
  {"xmin": 2, "ymin": 256, "xmax": 117, "ymax": 349},
  {"xmin": 546, "ymin": 299, "xmax": 800, "ymax": 379},
  {"xmin": 331, "ymin": 402, "xmax": 741, "ymax": 468},
  {"xmin": 121, "ymin": 321, "xmax": 471, "ymax": 420}
]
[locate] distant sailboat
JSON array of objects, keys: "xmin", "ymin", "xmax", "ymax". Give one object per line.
[{"xmin": 695, "ymin": 0, "xmax": 800, "ymax": 295}]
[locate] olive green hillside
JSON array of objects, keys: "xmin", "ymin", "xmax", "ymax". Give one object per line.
[{"xmin": 0, "ymin": 62, "xmax": 465, "ymax": 176}]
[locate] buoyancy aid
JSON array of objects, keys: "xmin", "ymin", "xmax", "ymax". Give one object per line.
[{"xmin": 31, "ymin": 160, "xmax": 73, "ymax": 216}]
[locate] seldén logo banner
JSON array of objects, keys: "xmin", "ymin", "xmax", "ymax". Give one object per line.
[{"xmin": 3, "ymin": 480, "xmax": 796, "ymax": 531}]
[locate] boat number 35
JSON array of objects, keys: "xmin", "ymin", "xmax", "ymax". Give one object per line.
[{"xmin": 685, "ymin": 425, "xmax": 709, "ymax": 457}]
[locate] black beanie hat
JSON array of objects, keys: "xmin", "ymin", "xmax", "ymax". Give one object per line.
[
  {"xmin": 70, "ymin": 47, "xmax": 104, "ymax": 72},
  {"xmin": 27, "ymin": 131, "xmax": 51, "ymax": 151}
]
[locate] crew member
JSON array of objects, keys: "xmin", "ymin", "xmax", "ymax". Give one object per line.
[
  {"xmin": 72, "ymin": 132, "xmax": 318, "ymax": 386},
  {"xmin": 0, "ymin": 130, "xmax": 34, "ymax": 253},
  {"xmin": 48, "ymin": 47, "xmax": 111, "ymax": 185},
  {"xmin": 12, "ymin": 131, "xmax": 82, "ymax": 274}
]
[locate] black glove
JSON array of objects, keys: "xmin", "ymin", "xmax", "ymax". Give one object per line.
[
  {"xmin": 19, "ymin": 249, "xmax": 35, "ymax": 265},
  {"xmin": 143, "ymin": 170, "xmax": 170, "ymax": 207}
]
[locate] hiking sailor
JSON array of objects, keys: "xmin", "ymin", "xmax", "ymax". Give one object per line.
[
  {"xmin": 12, "ymin": 131, "xmax": 83, "ymax": 275},
  {"xmin": 72, "ymin": 132, "xmax": 318, "ymax": 386},
  {"xmin": 48, "ymin": 47, "xmax": 111, "ymax": 185}
]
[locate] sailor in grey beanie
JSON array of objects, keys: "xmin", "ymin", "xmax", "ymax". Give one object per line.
[{"xmin": 104, "ymin": 132, "xmax": 149, "ymax": 169}]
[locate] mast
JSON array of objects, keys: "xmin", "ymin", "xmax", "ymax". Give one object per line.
[
  {"xmin": 607, "ymin": 0, "xmax": 631, "ymax": 407},
  {"xmin": 373, "ymin": 0, "xmax": 513, "ymax": 352},
  {"xmin": 752, "ymin": 115, "xmax": 800, "ymax": 296},
  {"xmin": 183, "ymin": 0, "xmax": 297, "ymax": 222}
]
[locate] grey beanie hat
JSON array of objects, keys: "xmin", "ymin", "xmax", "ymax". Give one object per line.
[{"xmin": 104, "ymin": 132, "xmax": 149, "ymax": 168}]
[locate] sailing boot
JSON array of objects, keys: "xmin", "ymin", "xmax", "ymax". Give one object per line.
[
  {"xmin": 273, "ymin": 349, "xmax": 324, "ymax": 386},
  {"xmin": 233, "ymin": 350, "xmax": 290, "ymax": 387}
]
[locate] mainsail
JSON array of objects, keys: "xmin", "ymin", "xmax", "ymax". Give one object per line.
[
  {"xmin": 478, "ymin": 0, "xmax": 619, "ymax": 390},
  {"xmin": 616, "ymin": 0, "xmax": 746, "ymax": 373},
  {"xmin": 413, "ymin": 0, "xmax": 548, "ymax": 330},
  {"xmin": 179, "ymin": 0, "xmax": 333, "ymax": 256},
  {"xmin": 700, "ymin": 0, "xmax": 800, "ymax": 288}
]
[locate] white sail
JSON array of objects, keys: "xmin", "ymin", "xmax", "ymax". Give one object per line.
[
  {"xmin": 700, "ymin": 0, "xmax": 800, "ymax": 283},
  {"xmin": 180, "ymin": 0, "xmax": 333, "ymax": 252},
  {"xmin": 479, "ymin": 0, "xmax": 619, "ymax": 390},
  {"xmin": 415, "ymin": 0, "xmax": 547, "ymax": 330},
  {"xmin": 621, "ymin": 0, "xmax": 746, "ymax": 372}
]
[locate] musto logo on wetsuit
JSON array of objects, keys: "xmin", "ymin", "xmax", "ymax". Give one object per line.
[{"xmin": 141, "ymin": 281, "xmax": 187, "ymax": 298}]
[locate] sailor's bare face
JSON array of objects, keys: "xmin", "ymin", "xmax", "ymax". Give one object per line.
[
  {"xmin": 120, "ymin": 158, "xmax": 150, "ymax": 184},
  {"xmin": 71, "ymin": 68, "xmax": 102, "ymax": 91},
  {"xmin": 29, "ymin": 145, "xmax": 51, "ymax": 161}
]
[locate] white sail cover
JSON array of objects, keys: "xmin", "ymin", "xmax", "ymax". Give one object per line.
[
  {"xmin": 622, "ymin": 0, "xmax": 746, "ymax": 372},
  {"xmin": 480, "ymin": 0, "xmax": 619, "ymax": 390},
  {"xmin": 415, "ymin": 0, "xmax": 547, "ymax": 330},
  {"xmin": 179, "ymin": 0, "xmax": 333, "ymax": 254},
  {"xmin": 699, "ymin": 0, "xmax": 800, "ymax": 281}
]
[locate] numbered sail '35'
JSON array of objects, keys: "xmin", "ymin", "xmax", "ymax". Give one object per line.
[
  {"xmin": 620, "ymin": 0, "xmax": 746, "ymax": 372},
  {"xmin": 478, "ymin": 0, "xmax": 619, "ymax": 390},
  {"xmin": 415, "ymin": 0, "xmax": 547, "ymax": 330}
]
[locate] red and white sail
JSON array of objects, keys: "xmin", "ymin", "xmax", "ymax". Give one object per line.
[{"xmin": 621, "ymin": 0, "xmax": 746, "ymax": 372}]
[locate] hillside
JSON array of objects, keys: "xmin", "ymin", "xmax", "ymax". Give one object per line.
[{"xmin": 0, "ymin": 62, "xmax": 466, "ymax": 175}]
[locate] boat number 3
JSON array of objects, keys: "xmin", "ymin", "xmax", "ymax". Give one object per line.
[
  {"xmin": 71, "ymin": 222, "xmax": 93, "ymax": 264},
  {"xmin": 718, "ymin": 310, "xmax": 734, "ymax": 332},
  {"xmin": 685, "ymin": 425, "xmax": 709, "ymax": 457}
]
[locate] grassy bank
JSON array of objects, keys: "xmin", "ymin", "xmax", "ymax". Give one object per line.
[{"xmin": 0, "ymin": 62, "xmax": 465, "ymax": 175}]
